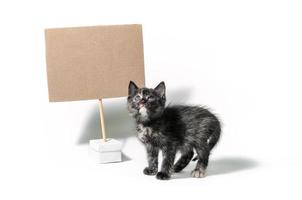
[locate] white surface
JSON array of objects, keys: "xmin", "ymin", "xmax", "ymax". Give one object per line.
[
  {"xmin": 89, "ymin": 138, "xmax": 122, "ymax": 152},
  {"xmin": 1, "ymin": 0, "xmax": 302, "ymax": 200},
  {"xmin": 89, "ymin": 148, "xmax": 122, "ymax": 163}
]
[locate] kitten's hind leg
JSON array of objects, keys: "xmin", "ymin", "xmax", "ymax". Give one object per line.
[
  {"xmin": 173, "ymin": 149, "xmax": 194, "ymax": 173},
  {"xmin": 191, "ymin": 146, "xmax": 209, "ymax": 178}
]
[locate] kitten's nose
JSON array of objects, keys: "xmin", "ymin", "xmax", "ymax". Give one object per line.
[{"xmin": 140, "ymin": 99, "xmax": 146, "ymax": 104}]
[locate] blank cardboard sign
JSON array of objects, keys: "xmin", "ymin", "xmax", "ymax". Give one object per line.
[{"xmin": 45, "ymin": 24, "xmax": 145, "ymax": 102}]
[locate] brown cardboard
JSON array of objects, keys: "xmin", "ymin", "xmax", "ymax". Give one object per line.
[{"xmin": 45, "ymin": 24, "xmax": 145, "ymax": 102}]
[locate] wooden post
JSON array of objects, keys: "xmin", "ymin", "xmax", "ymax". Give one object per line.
[{"xmin": 98, "ymin": 99, "xmax": 107, "ymax": 142}]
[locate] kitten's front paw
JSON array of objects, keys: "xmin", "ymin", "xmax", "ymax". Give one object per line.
[
  {"xmin": 191, "ymin": 168, "xmax": 206, "ymax": 178},
  {"xmin": 173, "ymin": 165, "xmax": 183, "ymax": 173},
  {"xmin": 156, "ymin": 172, "xmax": 170, "ymax": 180},
  {"xmin": 143, "ymin": 167, "xmax": 157, "ymax": 176}
]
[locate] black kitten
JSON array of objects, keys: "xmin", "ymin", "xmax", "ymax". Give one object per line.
[{"xmin": 127, "ymin": 81, "xmax": 221, "ymax": 180}]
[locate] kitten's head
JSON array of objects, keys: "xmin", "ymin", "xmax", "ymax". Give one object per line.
[{"xmin": 127, "ymin": 81, "xmax": 166, "ymax": 122}]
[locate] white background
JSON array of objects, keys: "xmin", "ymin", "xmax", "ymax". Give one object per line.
[{"xmin": 0, "ymin": 0, "xmax": 302, "ymax": 199}]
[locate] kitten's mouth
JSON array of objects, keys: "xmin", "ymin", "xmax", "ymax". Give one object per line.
[{"xmin": 138, "ymin": 100, "xmax": 146, "ymax": 108}]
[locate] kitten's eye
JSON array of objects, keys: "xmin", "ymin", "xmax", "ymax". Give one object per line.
[
  {"xmin": 134, "ymin": 95, "xmax": 141, "ymax": 101},
  {"xmin": 148, "ymin": 96, "xmax": 155, "ymax": 101}
]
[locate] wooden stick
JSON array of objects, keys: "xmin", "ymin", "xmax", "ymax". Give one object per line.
[{"xmin": 98, "ymin": 99, "xmax": 107, "ymax": 142}]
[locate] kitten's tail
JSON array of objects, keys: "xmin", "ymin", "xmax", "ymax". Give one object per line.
[
  {"xmin": 208, "ymin": 124, "xmax": 221, "ymax": 150},
  {"xmin": 192, "ymin": 124, "xmax": 221, "ymax": 161}
]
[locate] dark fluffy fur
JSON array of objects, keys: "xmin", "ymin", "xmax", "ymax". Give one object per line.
[{"xmin": 127, "ymin": 81, "xmax": 221, "ymax": 180}]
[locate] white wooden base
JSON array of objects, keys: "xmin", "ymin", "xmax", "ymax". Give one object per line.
[{"xmin": 89, "ymin": 138, "xmax": 122, "ymax": 163}]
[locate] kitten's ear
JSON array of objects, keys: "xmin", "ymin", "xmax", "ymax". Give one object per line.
[
  {"xmin": 128, "ymin": 81, "xmax": 138, "ymax": 96},
  {"xmin": 154, "ymin": 81, "xmax": 165, "ymax": 98}
]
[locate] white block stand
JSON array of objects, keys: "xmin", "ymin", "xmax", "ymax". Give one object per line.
[
  {"xmin": 89, "ymin": 99, "xmax": 122, "ymax": 163},
  {"xmin": 90, "ymin": 138, "xmax": 122, "ymax": 163}
]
